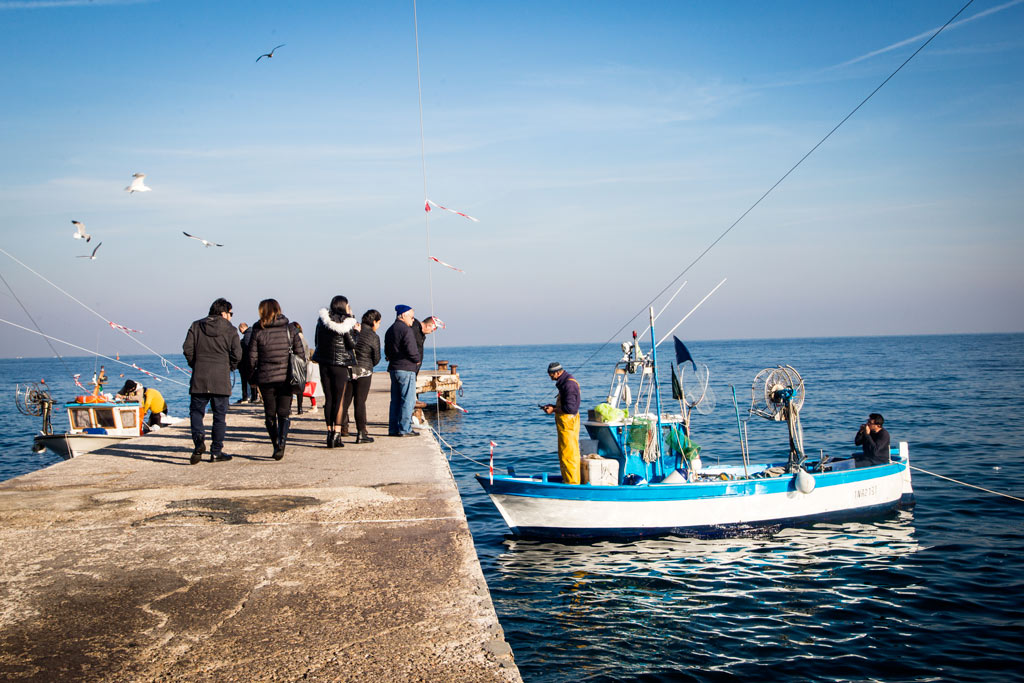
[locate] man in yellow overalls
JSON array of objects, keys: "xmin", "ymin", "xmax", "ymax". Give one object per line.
[
  {"xmin": 117, "ymin": 379, "xmax": 169, "ymax": 428},
  {"xmin": 541, "ymin": 362, "xmax": 581, "ymax": 484}
]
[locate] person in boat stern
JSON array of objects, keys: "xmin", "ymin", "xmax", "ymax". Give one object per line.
[
  {"xmin": 116, "ymin": 379, "xmax": 168, "ymax": 429},
  {"xmin": 249, "ymin": 299, "xmax": 306, "ymax": 461},
  {"xmin": 384, "ymin": 304, "xmax": 421, "ymax": 437},
  {"xmin": 183, "ymin": 297, "xmax": 242, "ymax": 464},
  {"xmin": 312, "ymin": 295, "xmax": 359, "ymax": 448},
  {"xmin": 854, "ymin": 413, "xmax": 891, "ymax": 468},
  {"xmin": 541, "ymin": 362, "xmax": 582, "ymax": 484}
]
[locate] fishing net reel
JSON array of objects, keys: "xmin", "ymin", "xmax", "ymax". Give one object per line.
[
  {"xmin": 15, "ymin": 381, "xmax": 55, "ymax": 440},
  {"xmin": 750, "ymin": 365, "xmax": 806, "ymax": 470}
]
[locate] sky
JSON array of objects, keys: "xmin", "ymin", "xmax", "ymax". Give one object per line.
[{"xmin": 0, "ymin": 0, "xmax": 1022, "ymax": 359}]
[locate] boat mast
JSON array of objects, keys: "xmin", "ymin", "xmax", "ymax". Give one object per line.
[{"xmin": 648, "ymin": 307, "xmax": 666, "ymax": 479}]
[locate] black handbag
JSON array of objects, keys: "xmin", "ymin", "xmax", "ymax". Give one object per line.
[{"xmin": 285, "ymin": 325, "xmax": 307, "ymax": 390}]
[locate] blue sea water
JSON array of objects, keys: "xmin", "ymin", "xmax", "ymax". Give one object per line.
[{"xmin": 2, "ymin": 334, "xmax": 1023, "ymax": 681}]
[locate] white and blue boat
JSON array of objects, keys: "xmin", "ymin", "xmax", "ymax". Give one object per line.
[{"xmin": 476, "ymin": 311, "xmax": 914, "ymax": 540}]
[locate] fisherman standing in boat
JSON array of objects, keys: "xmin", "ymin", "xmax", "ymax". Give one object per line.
[
  {"xmin": 541, "ymin": 362, "xmax": 581, "ymax": 485},
  {"xmin": 854, "ymin": 413, "xmax": 891, "ymax": 468}
]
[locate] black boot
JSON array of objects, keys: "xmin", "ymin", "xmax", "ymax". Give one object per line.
[
  {"xmin": 190, "ymin": 439, "xmax": 205, "ymax": 465},
  {"xmin": 356, "ymin": 432, "xmax": 374, "ymax": 444},
  {"xmin": 333, "ymin": 432, "xmax": 345, "ymax": 448},
  {"xmin": 326, "ymin": 430, "xmax": 335, "ymax": 448},
  {"xmin": 265, "ymin": 418, "xmax": 279, "ymax": 458},
  {"xmin": 274, "ymin": 416, "xmax": 289, "ymax": 460}
]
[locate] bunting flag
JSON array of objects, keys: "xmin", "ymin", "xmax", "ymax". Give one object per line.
[
  {"xmin": 108, "ymin": 321, "xmax": 143, "ymax": 334},
  {"xmin": 489, "ymin": 441, "xmax": 497, "ymax": 484},
  {"xmin": 674, "ymin": 336, "xmax": 696, "ymax": 370},
  {"xmin": 428, "ymin": 256, "xmax": 465, "ymax": 273},
  {"xmin": 425, "ymin": 199, "xmax": 479, "ymax": 222},
  {"xmin": 72, "ymin": 373, "xmax": 86, "ymax": 390},
  {"xmin": 131, "ymin": 363, "xmax": 156, "ymax": 378},
  {"xmin": 671, "ymin": 363, "xmax": 683, "ymax": 401},
  {"xmin": 438, "ymin": 393, "xmax": 468, "ymax": 413},
  {"xmin": 429, "ymin": 316, "xmax": 447, "ymax": 329}
]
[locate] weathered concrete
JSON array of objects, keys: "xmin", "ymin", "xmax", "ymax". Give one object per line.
[{"xmin": 0, "ymin": 374, "xmax": 520, "ymax": 682}]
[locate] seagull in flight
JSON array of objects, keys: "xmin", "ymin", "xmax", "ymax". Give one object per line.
[
  {"xmin": 71, "ymin": 220, "xmax": 91, "ymax": 243},
  {"xmin": 183, "ymin": 231, "xmax": 223, "ymax": 248},
  {"xmin": 125, "ymin": 173, "xmax": 151, "ymax": 194},
  {"xmin": 77, "ymin": 242, "xmax": 102, "ymax": 260},
  {"xmin": 256, "ymin": 44, "xmax": 285, "ymax": 62}
]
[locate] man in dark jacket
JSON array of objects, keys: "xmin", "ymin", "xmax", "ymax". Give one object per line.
[
  {"xmin": 411, "ymin": 316, "xmax": 438, "ymax": 373},
  {"xmin": 183, "ymin": 297, "xmax": 242, "ymax": 464},
  {"xmin": 237, "ymin": 322, "xmax": 258, "ymax": 404},
  {"xmin": 854, "ymin": 413, "xmax": 891, "ymax": 468},
  {"xmin": 384, "ymin": 304, "xmax": 421, "ymax": 436}
]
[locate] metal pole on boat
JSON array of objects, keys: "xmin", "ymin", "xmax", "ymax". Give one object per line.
[
  {"xmin": 649, "ymin": 307, "xmax": 666, "ymax": 479},
  {"xmin": 730, "ymin": 385, "xmax": 749, "ymax": 479}
]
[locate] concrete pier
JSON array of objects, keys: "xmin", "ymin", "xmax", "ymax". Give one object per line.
[{"xmin": 0, "ymin": 374, "xmax": 520, "ymax": 682}]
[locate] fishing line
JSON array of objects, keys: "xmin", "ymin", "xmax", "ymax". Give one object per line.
[
  {"xmin": 0, "ymin": 268, "xmax": 75, "ymax": 382},
  {"xmin": 910, "ymin": 465, "xmax": 1024, "ymax": 503},
  {"xmin": 412, "ymin": 0, "xmax": 444, "ymax": 434},
  {"xmin": 0, "ymin": 247, "xmax": 191, "ymax": 378},
  {"xmin": 0, "ymin": 317, "xmax": 189, "ymax": 387},
  {"xmin": 566, "ymin": 0, "xmax": 979, "ymax": 380}
]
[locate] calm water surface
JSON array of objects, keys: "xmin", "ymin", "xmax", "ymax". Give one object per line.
[{"xmin": 3, "ymin": 334, "xmax": 1023, "ymax": 681}]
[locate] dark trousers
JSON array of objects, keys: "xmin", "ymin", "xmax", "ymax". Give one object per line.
[
  {"xmin": 321, "ymin": 365, "xmax": 350, "ymax": 429},
  {"xmin": 342, "ymin": 374, "xmax": 373, "ymax": 434},
  {"xmin": 240, "ymin": 370, "xmax": 258, "ymax": 402},
  {"xmin": 189, "ymin": 394, "xmax": 229, "ymax": 453},
  {"xmin": 259, "ymin": 382, "xmax": 293, "ymax": 421}
]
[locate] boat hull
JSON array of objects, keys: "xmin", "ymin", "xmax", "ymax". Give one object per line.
[
  {"xmin": 33, "ymin": 433, "xmax": 136, "ymax": 460},
  {"xmin": 477, "ymin": 444, "xmax": 914, "ymax": 540}
]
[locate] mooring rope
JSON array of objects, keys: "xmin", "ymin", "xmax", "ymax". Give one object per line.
[
  {"xmin": 910, "ymin": 465, "xmax": 1024, "ymax": 503},
  {"xmin": 0, "ymin": 268, "xmax": 75, "ymax": 382}
]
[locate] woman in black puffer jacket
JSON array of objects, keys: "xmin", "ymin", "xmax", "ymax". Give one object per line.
[
  {"xmin": 249, "ymin": 298, "xmax": 305, "ymax": 460},
  {"xmin": 340, "ymin": 309, "xmax": 381, "ymax": 444},
  {"xmin": 312, "ymin": 295, "xmax": 358, "ymax": 448}
]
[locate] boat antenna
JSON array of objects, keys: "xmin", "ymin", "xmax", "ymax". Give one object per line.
[
  {"xmin": 0, "ymin": 269, "xmax": 75, "ymax": 383},
  {"xmin": 570, "ymin": 0, "xmax": 978, "ymax": 373}
]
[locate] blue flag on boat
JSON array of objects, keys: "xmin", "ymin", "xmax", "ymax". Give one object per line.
[{"xmin": 674, "ymin": 336, "xmax": 696, "ymax": 370}]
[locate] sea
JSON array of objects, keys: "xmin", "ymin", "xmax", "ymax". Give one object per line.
[{"xmin": 2, "ymin": 333, "xmax": 1023, "ymax": 682}]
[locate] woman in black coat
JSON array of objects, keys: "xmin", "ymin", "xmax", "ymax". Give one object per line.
[
  {"xmin": 341, "ymin": 309, "xmax": 382, "ymax": 443},
  {"xmin": 312, "ymin": 295, "xmax": 358, "ymax": 448},
  {"xmin": 248, "ymin": 298, "xmax": 305, "ymax": 460}
]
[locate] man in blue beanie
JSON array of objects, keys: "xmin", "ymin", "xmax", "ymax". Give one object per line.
[{"xmin": 384, "ymin": 305, "xmax": 421, "ymax": 436}]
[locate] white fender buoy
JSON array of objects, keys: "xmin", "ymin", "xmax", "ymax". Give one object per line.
[{"xmin": 795, "ymin": 468, "xmax": 815, "ymax": 494}]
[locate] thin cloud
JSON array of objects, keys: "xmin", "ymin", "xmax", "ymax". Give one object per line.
[
  {"xmin": 0, "ymin": 0, "xmax": 149, "ymax": 8},
  {"xmin": 837, "ymin": 0, "xmax": 1024, "ymax": 67}
]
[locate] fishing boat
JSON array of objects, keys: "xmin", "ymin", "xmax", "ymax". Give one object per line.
[
  {"xmin": 476, "ymin": 311, "xmax": 914, "ymax": 540},
  {"xmin": 16, "ymin": 382, "xmax": 145, "ymax": 459}
]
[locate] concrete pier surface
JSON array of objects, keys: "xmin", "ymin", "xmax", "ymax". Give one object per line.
[{"xmin": 0, "ymin": 374, "xmax": 520, "ymax": 682}]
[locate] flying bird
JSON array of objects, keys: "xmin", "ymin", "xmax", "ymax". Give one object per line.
[
  {"xmin": 77, "ymin": 242, "xmax": 102, "ymax": 260},
  {"xmin": 256, "ymin": 44, "xmax": 285, "ymax": 62},
  {"xmin": 183, "ymin": 231, "xmax": 223, "ymax": 248},
  {"xmin": 71, "ymin": 220, "xmax": 91, "ymax": 242},
  {"xmin": 125, "ymin": 173, "xmax": 151, "ymax": 194}
]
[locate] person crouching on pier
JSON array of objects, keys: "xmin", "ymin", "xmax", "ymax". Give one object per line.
[
  {"xmin": 116, "ymin": 379, "xmax": 168, "ymax": 429},
  {"xmin": 312, "ymin": 295, "xmax": 359, "ymax": 448},
  {"xmin": 248, "ymin": 298, "xmax": 305, "ymax": 460}
]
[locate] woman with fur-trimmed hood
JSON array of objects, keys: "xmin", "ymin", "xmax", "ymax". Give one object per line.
[{"xmin": 312, "ymin": 295, "xmax": 359, "ymax": 448}]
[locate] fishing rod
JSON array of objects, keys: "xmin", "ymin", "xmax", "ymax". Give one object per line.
[
  {"xmin": 0, "ymin": 317, "xmax": 189, "ymax": 387},
  {"xmin": 0, "ymin": 246, "xmax": 192, "ymax": 378}
]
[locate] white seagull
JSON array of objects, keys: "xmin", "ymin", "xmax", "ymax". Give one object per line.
[
  {"xmin": 77, "ymin": 242, "xmax": 102, "ymax": 260},
  {"xmin": 71, "ymin": 220, "xmax": 91, "ymax": 242},
  {"xmin": 183, "ymin": 231, "xmax": 223, "ymax": 248},
  {"xmin": 125, "ymin": 172, "xmax": 151, "ymax": 194},
  {"xmin": 256, "ymin": 44, "xmax": 285, "ymax": 62}
]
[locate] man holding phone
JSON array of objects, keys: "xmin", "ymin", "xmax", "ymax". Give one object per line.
[{"xmin": 541, "ymin": 362, "xmax": 581, "ymax": 484}]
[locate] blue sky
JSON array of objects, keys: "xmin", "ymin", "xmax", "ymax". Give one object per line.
[{"xmin": 0, "ymin": 0, "xmax": 1021, "ymax": 358}]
